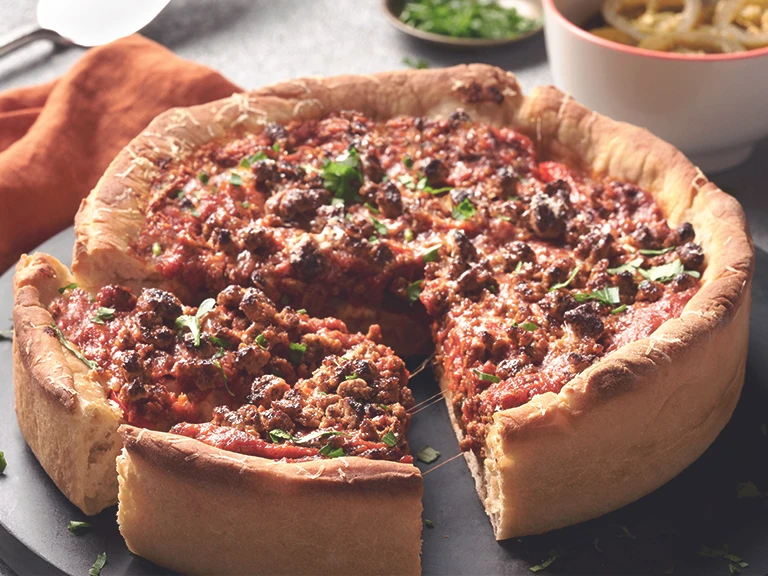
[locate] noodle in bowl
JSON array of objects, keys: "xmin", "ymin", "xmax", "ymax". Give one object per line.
[{"xmin": 543, "ymin": 0, "xmax": 768, "ymax": 172}]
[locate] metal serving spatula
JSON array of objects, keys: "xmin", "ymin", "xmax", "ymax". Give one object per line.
[{"xmin": 0, "ymin": 0, "xmax": 170, "ymax": 58}]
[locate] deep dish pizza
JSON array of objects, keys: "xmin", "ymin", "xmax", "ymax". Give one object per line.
[{"xmin": 13, "ymin": 65, "xmax": 753, "ymax": 575}]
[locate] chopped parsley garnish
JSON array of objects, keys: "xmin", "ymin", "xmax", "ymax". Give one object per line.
[
  {"xmin": 417, "ymin": 446, "xmax": 441, "ymax": 463},
  {"xmin": 399, "ymin": 174, "xmax": 416, "ymax": 189},
  {"xmin": 371, "ymin": 217, "xmax": 388, "ymax": 237},
  {"xmin": 323, "ymin": 147, "xmax": 363, "ymax": 203},
  {"xmin": 272, "ymin": 142, "xmax": 281, "ymax": 152},
  {"xmin": 382, "ymin": 431, "xmax": 398, "ymax": 447},
  {"xmin": 736, "ymin": 480, "xmax": 761, "ymax": 499},
  {"xmin": 151, "ymin": 242, "xmax": 162, "ymax": 257},
  {"xmin": 319, "ymin": 443, "xmax": 345, "ymax": 458},
  {"xmin": 255, "ymin": 333, "xmax": 269, "ymax": 349},
  {"xmin": 617, "ymin": 525, "xmax": 636, "ymax": 540},
  {"xmin": 638, "ymin": 259, "xmax": 686, "ymax": 283},
  {"xmin": 611, "ymin": 304, "xmax": 628, "ymax": 315},
  {"xmin": 67, "ymin": 521, "xmax": 92, "ymax": 535},
  {"xmin": 365, "ymin": 202, "xmax": 380, "ymax": 214},
  {"xmin": 269, "ymin": 429, "xmax": 293, "ymax": 444},
  {"xmin": 607, "ymin": 257, "xmax": 644, "ymax": 275},
  {"xmin": 0, "ymin": 452, "xmax": 6, "ymax": 474},
  {"xmin": 529, "ymin": 550, "xmax": 558, "ymax": 573},
  {"xmin": 89, "ymin": 552, "xmax": 107, "ymax": 576},
  {"xmin": 288, "ymin": 342, "xmax": 307, "ymax": 365},
  {"xmin": 175, "ymin": 298, "xmax": 216, "ymax": 347},
  {"xmin": 240, "ymin": 151, "xmax": 268, "ymax": 168},
  {"xmin": 91, "ymin": 307, "xmax": 115, "ymax": 325},
  {"xmin": 58, "ymin": 283, "xmax": 78, "ymax": 294},
  {"xmin": 213, "ymin": 359, "xmax": 233, "ymax": 396},
  {"xmin": 345, "ymin": 372, "xmax": 359, "ymax": 381},
  {"xmin": 400, "ymin": 0, "xmax": 539, "ymax": 40},
  {"xmin": 573, "ymin": 286, "xmax": 621, "ymax": 307},
  {"xmin": 549, "ymin": 265, "xmax": 581, "ymax": 292},
  {"xmin": 403, "ymin": 155, "xmax": 414, "ymax": 168},
  {"xmin": 229, "ymin": 173, "xmax": 243, "ymax": 187},
  {"xmin": 407, "ymin": 280, "xmax": 423, "ymax": 304},
  {"xmin": 639, "ymin": 246, "xmax": 675, "ymax": 256},
  {"xmin": 176, "ymin": 190, "xmax": 185, "ymax": 199},
  {"xmin": 242, "ymin": 201, "xmax": 251, "ymax": 209},
  {"xmin": 452, "ymin": 197, "xmax": 476, "ymax": 221},
  {"xmin": 425, "ymin": 519, "xmax": 435, "ymax": 528},
  {"xmin": 514, "ymin": 261, "xmax": 523, "ymax": 274},
  {"xmin": 403, "ymin": 56, "xmax": 429, "ymax": 69},
  {"xmin": 51, "ymin": 324, "xmax": 96, "ymax": 369},
  {"xmin": 472, "ymin": 368, "xmax": 501, "ymax": 383},
  {"xmin": 404, "ymin": 228, "xmax": 415, "ymax": 242},
  {"xmin": 513, "ymin": 321, "xmax": 537, "ymax": 332},
  {"xmin": 369, "ymin": 235, "xmax": 379, "ymax": 244},
  {"xmin": 198, "ymin": 171, "xmax": 209, "ymax": 184},
  {"xmin": 296, "ymin": 309, "xmax": 307, "ymax": 315},
  {"xmin": 422, "ymin": 245, "xmax": 441, "ymax": 263}
]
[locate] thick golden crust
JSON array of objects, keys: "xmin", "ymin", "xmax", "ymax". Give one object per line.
[
  {"xmin": 117, "ymin": 425, "xmax": 423, "ymax": 576},
  {"xmin": 12, "ymin": 253, "xmax": 123, "ymax": 515},
  {"xmin": 69, "ymin": 64, "xmax": 753, "ymax": 544}
]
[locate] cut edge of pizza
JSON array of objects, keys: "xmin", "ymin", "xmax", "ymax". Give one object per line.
[{"xmin": 11, "ymin": 65, "xmax": 754, "ymax": 575}]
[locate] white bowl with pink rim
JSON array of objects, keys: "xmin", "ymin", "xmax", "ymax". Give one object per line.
[{"xmin": 542, "ymin": 0, "xmax": 768, "ymax": 173}]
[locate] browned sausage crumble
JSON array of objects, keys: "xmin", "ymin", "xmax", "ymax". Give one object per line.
[{"xmin": 52, "ymin": 109, "xmax": 704, "ymax": 460}]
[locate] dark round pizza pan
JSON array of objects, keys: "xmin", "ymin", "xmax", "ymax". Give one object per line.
[{"xmin": 1, "ymin": 227, "xmax": 767, "ymax": 576}]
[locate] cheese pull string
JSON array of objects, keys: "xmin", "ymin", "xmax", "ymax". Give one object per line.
[
  {"xmin": 408, "ymin": 388, "xmax": 447, "ymax": 413},
  {"xmin": 421, "ymin": 452, "xmax": 465, "ymax": 476},
  {"xmin": 408, "ymin": 352, "xmax": 435, "ymax": 380},
  {"xmin": 409, "ymin": 394, "xmax": 448, "ymax": 416}
]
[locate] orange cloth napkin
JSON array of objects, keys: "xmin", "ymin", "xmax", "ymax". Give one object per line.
[{"xmin": 0, "ymin": 35, "xmax": 241, "ymax": 273}]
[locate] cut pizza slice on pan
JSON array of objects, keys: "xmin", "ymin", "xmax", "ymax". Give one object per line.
[{"xmin": 13, "ymin": 64, "xmax": 753, "ymax": 575}]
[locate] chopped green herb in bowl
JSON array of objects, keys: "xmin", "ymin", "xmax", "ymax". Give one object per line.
[{"xmin": 392, "ymin": 0, "xmax": 541, "ymax": 45}]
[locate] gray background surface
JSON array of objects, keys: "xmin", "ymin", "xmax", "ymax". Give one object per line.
[{"xmin": 0, "ymin": 1, "xmax": 766, "ymax": 575}]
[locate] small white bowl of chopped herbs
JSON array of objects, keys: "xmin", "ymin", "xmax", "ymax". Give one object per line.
[{"xmin": 384, "ymin": 0, "xmax": 543, "ymax": 47}]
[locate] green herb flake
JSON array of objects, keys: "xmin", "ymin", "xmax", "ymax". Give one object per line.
[
  {"xmin": 345, "ymin": 372, "xmax": 359, "ymax": 381},
  {"xmin": 369, "ymin": 235, "xmax": 379, "ymax": 244},
  {"xmin": 230, "ymin": 173, "xmax": 243, "ymax": 187},
  {"xmin": 398, "ymin": 174, "xmax": 416, "ymax": 189},
  {"xmin": 175, "ymin": 298, "xmax": 216, "ymax": 347},
  {"xmin": 323, "ymin": 147, "xmax": 363, "ymax": 202},
  {"xmin": 151, "ymin": 242, "xmax": 162, "ymax": 257},
  {"xmin": 176, "ymin": 190, "xmax": 185, "ymax": 199},
  {"xmin": 639, "ymin": 259, "xmax": 685, "ymax": 283},
  {"xmin": 514, "ymin": 261, "xmax": 523, "ymax": 274},
  {"xmin": 58, "ymin": 283, "xmax": 78, "ymax": 294},
  {"xmin": 269, "ymin": 429, "xmax": 293, "ymax": 444},
  {"xmin": 417, "ymin": 446, "xmax": 441, "ymax": 464},
  {"xmin": 241, "ymin": 201, "xmax": 251, "ymax": 209},
  {"xmin": 549, "ymin": 265, "xmax": 581, "ymax": 292},
  {"xmin": 593, "ymin": 537, "xmax": 602, "ymax": 553},
  {"xmin": 403, "ymin": 155, "xmax": 414, "ymax": 168},
  {"xmin": 472, "ymin": 368, "xmax": 501, "ymax": 383},
  {"xmin": 617, "ymin": 525, "xmax": 636, "ymax": 540},
  {"xmin": 574, "ymin": 286, "xmax": 621, "ymax": 307},
  {"xmin": 89, "ymin": 552, "xmax": 107, "ymax": 576},
  {"xmin": 519, "ymin": 322, "xmax": 538, "ymax": 332},
  {"xmin": 255, "ymin": 333, "xmax": 269, "ymax": 350},
  {"xmin": 51, "ymin": 324, "xmax": 96, "ymax": 369},
  {"xmin": 0, "ymin": 452, "xmax": 6, "ymax": 474},
  {"xmin": 198, "ymin": 171, "xmax": 209, "ymax": 184},
  {"xmin": 611, "ymin": 304, "xmax": 628, "ymax": 315},
  {"xmin": 67, "ymin": 520, "xmax": 92, "ymax": 536},
  {"xmin": 607, "ymin": 257, "xmax": 644, "ymax": 275},
  {"xmin": 407, "ymin": 280, "xmax": 423, "ymax": 304},
  {"xmin": 425, "ymin": 519, "xmax": 435, "ymax": 528},
  {"xmin": 529, "ymin": 550, "xmax": 558, "ymax": 573},
  {"xmin": 365, "ymin": 202, "xmax": 380, "ymax": 214},
  {"xmin": 422, "ymin": 245, "xmax": 441, "ymax": 263},
  {"xmin": 452, "ymin": 197, "xmax": 476, "ymax": 221},
  {"xmin": 639, "ymin": 246, "xmax": 675, "ymax": 256},
  {"xmin": 729, "ymin": 564, "xmax": 741, "ymax": 574},
  {"xmin": 289, "ymin": 342, "xmax": 307, "ymax": 365},
  {"xmin": 382, "ymin": 431, "xmax": 398, "ymax": 447},
  {"xmin": 272, "ymin": 142, "xmax": 281, "ymax": 152},
  {"xmin": 296, "ymin": 309, "xmax": 307, "ymax": 315},
  {"xmin": 319, "ymin": 443, "xmax": 345, "ymax": 458},
  {"xmin": 404, "ymin": 228, "xmax": 415, "ymax": 243},
  {"xmin": 736, "ymin": 480, "xmax": 761, "ymax": 499},
  {"xmin": 403, "ymin": 56, "xmax": 429, "ymax": 69},
  {"xmin": 91, "ymin": 307, "xmax": 115, "ymax": 325},
  {"xmin": 213, "ymin": 359, "xmax": 233, "ymax": 396}
]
